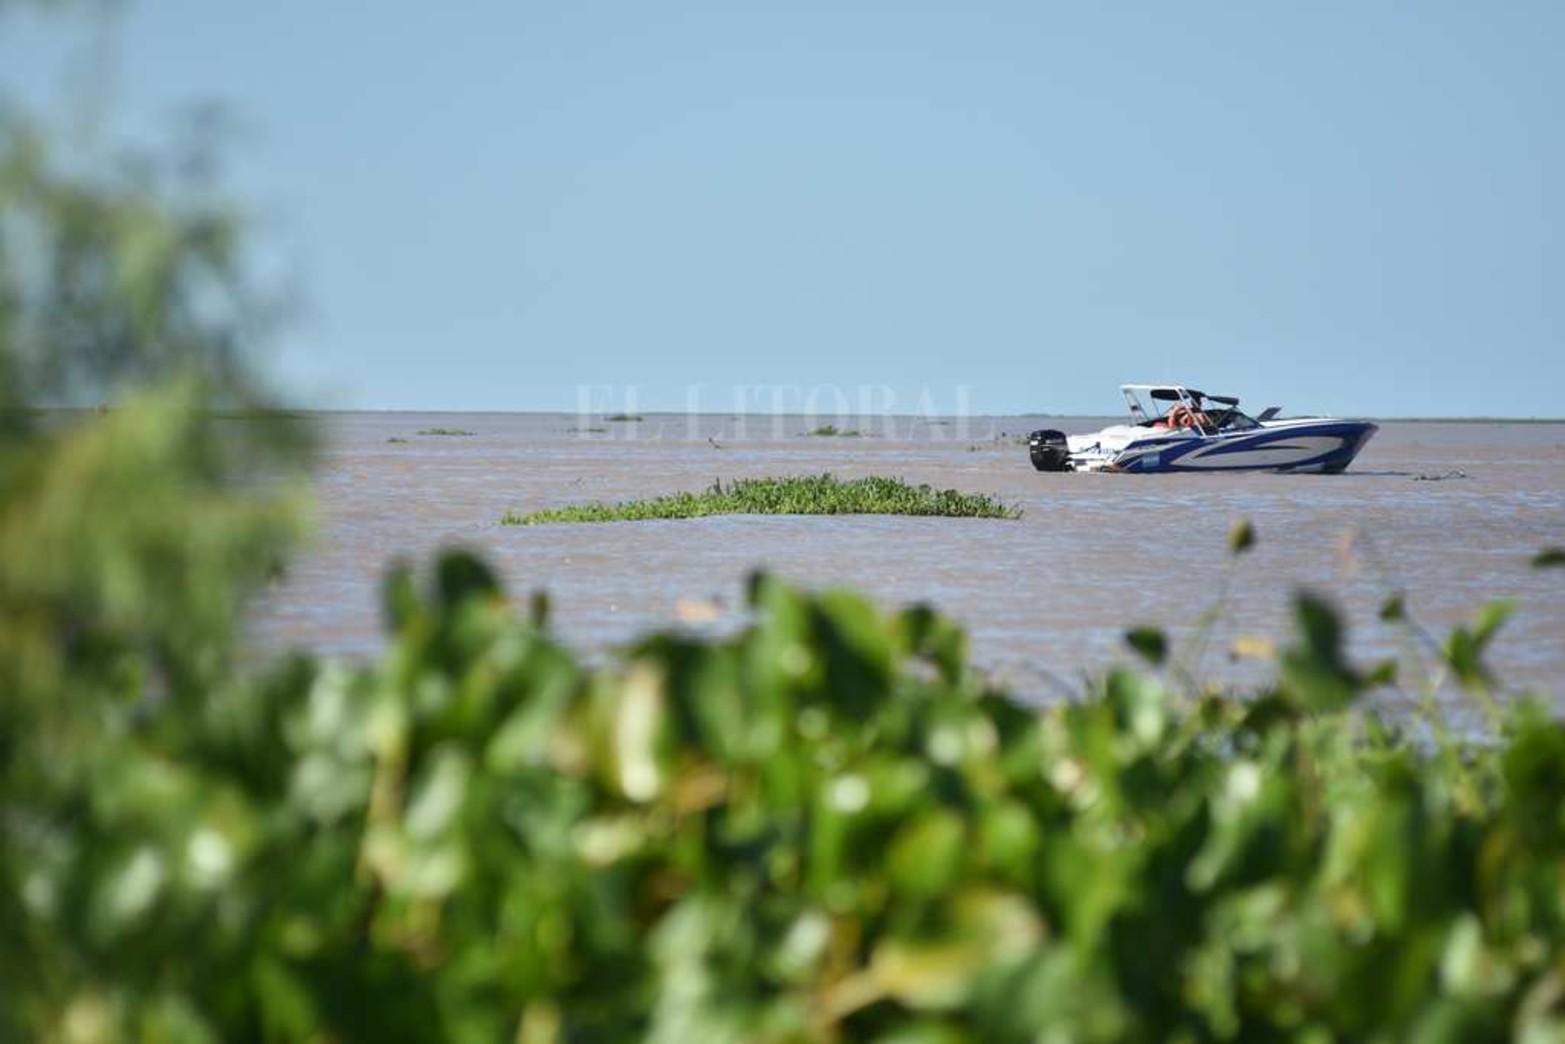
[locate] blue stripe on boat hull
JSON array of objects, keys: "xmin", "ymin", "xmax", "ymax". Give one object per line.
[{"xmin": 1112, "ymin": 422, "xmax": 1377, "ymax": 474}]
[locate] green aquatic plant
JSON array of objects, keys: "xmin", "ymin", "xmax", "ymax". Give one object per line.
[
  {"xmin": 416, "ymin": 427, "xmax": 475, "ymax": 436},
  {"xmin": 7, "ymin": 545, "xmax": 1565, "ymax": 1042},
  {"xmin": 606, "ymin": 413, "xmax": 643, "ymax": 422},
  {"xmin": 500, "ymin": 474, "xmax": 1022, "ymax": 524},
  {"xmin": 805, "ymin": 424, "xmax": 864, "ymax": 437}
]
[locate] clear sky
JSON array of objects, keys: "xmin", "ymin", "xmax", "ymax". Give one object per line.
[{"xmin": 5, "ymin": 1, "xmax": 1562, "ymax": 416}]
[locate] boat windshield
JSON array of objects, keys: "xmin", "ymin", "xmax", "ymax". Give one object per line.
[
  {"xmin": 1216, "ymin": 409, "xmax": 1259, "ymax": 431},
  {"xmin": 1121, "ymin": 386, "xmax": 1258, "ymax": 432},
  {"xmin": 1122, "ymin": 386, "xmax": 1200, "ymax": 426}
]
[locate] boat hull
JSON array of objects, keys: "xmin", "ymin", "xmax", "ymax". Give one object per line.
[{"xmin": 1106, "ymin": 421, "xmax": 1378, "ymax": 474}]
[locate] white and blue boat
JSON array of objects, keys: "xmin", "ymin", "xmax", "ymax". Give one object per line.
[{"xmin": 1029, "ymin": 385, "xmax": 1378, "ymax": 474}]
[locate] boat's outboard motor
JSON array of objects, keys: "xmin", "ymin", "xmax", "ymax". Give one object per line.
[{"xmin": 1028, "ymin": 429, "xmax": 1071, "ymax": 472}]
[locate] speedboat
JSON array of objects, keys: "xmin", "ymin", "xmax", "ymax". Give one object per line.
[{"xmin": 1028, "ymin": 385, "xmax": 1378, "ymax": 474}]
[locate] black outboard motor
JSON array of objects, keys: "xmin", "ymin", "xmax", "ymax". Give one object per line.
[{"xmin": 1028, "ymin": 429, "xmax": 1072, "ymax": 472}]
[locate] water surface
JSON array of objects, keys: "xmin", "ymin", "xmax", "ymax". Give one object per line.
[{"xmin": 248, "ymin": 413, "xmax": 1564, "ymax": 712}]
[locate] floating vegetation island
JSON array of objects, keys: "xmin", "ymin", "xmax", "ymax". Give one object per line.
[
  {"xmin": 501, "ymin": 473, "xmax": 1020, "ymax": 524},
  {"xmin": 416, "ymin": 427, "xmax": 475, "ymax": 436}
]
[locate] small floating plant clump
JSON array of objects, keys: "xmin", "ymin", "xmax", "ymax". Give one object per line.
[
  {"xmin": 805, "ymin": 424, "xmax": 864, "ymax": 437},
  {"xmin": 605, "ymin": 413, "xmax": 643, "ymax": 422},
  {"xmin": 416, "ymin": 427, "xmax": 475, "ymax": 436},
  {"xmin": 501, "ymin": 473, "xmax": 1021, "ymax": 524}
]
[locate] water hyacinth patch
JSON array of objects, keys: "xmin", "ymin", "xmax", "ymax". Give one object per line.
[{"xmin": 501, "ymin": 474, "xmax": 1022, "ymax": 524}]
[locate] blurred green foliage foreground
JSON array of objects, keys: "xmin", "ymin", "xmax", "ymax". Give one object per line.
[
  {"xmin": 7, "ymin": 34, "xmax": 1565, "ymax": 1044},
  {"xmin": 8, "ymin": 486, "xmax": 1565, "ymax": 1044}
]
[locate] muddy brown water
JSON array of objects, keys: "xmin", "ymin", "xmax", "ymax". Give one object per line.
[{"xmin": 247, "ymin": 413, "xmax": 1564, "ymax": 718}]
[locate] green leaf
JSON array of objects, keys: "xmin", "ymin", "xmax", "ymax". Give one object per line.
[
  {"xmin": 1280, "ymin": 590, "xmax": 1361, "ymax": 711},
  {"xmin": 253, "ymin": 958, "xmax": 320, "ymax": 1041},
  {"xmin": 1366, "ymin": 659, "xmax": 1399, "ymax": 687},
  {"xmin": 871, "ymin": 937, "xmax": 985, "ymax": 1011},
  {"xmin": 435, "ymin": 549, "xmax": 501, "ymax": 607},
  {"xmin": 888, "ymin": 810, "xmax": 967, "ymax": 898},
  {"xmin": 1228, "ymin": 518, "xmax": 1256, "ymax": 554},
  {"xmin": 612, "ymin": 661, "xmax": 667, "ymax": 802},
  {"xmin": 381, "ymin": 559, "xmax": 420, "ymax": 631},
  {"xmin": 1443, "ymin": 600, "xmax": 1515, "ymax": 690},
  {"xmin": 404, "ymin": 745, "xmax": 472, "ymax": 840},
  {"xmin": 1124, "ymin": 626, "xmax": 1168, "ymax": 665},
  {"xmin": 528, "ymin": 588, "xmax": 552, "ymax": 627},
  {"xmin": 902, "ymin": 604, "xmax": 969, "ymax": 684},
  {"xmin": 1473, "ymin": 599, "xmax": 1516, "ymax": 645}
]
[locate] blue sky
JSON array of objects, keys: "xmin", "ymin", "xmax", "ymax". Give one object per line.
[{"xmin": 5, "ymin": 1, "xmax": 1562, "ymax": 416}]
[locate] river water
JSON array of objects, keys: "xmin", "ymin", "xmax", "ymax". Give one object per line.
[{"xmin": 247, "ymin": 413, "xmax": 1564, "ymax": 715}]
